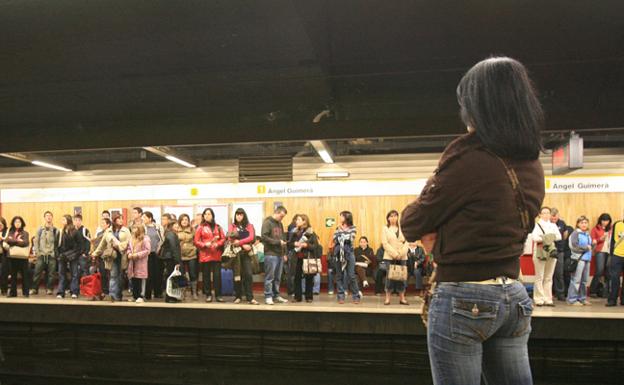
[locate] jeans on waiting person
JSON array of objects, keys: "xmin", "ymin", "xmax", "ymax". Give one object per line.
[
  {"xmin": 109, "ymin": 256, "xmax": 123, "ymax": 301},
  {"xmin": 567, "ymin": 259, "xmax": 590, "ymax": 304},
  {"xmin": 428, "ymin": 281, "xmax": 533, "ymax": 385},
  {"xmin": 334, "ymin": 252, "xmax": 360, "ymax": 301},
  {"xmin": 375, "ymin": 262, "xmax": 388, "ymax": 294},
  {"xmin": 264, "ymin": 254, "xmax": 283, "ymax": 300},
  {"xmin": 32, "ymin": 255, "xmax": 57, "ymax": 292},
  {"xmin": 608, "ymin": 255, "xmax": 624, "ymax": 305},
  {"xmin": 327, "ymin": 266, "xmax": 336, "ymax": 293},
  {"xmin": 553, "ymin": 251, "xmax": 566, "ymax": 298},
  {"xmin": 180, "ymin": 258, "xmax": 199, "ymax": 282},
  {"xmin": 57, "ymin": 258, "xmax": 80, "ymax": 296},
  {"xmin": 589, "ymin": 252, "xmax": 609, "ymax": 297}
]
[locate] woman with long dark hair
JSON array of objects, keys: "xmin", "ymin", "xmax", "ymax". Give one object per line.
[
  {"xmin": 178, "ymin": 214, "xmax": 199, "ymax": 300},
  {"xmin": 401, "ymin": 57, "xmax": 545, "ymax": 384},
  {"xmin": 6, "ymin": 216, "xmax": 31, "ymax": 297},
  {"xmin": 194, "ymin": 208, "xmax": 225, "ymax": 302},
  {"xmin": 143, "ymin": 211, "xmax": 163, "ymax": 300},
  {"xmin": 330, "ymin": 211, "xmax": 360, "ymax": 304},
  {"xmin": 590, "ymin": 213, "xmax": 612, "ymax": 298},
  {"xmin": 382, "ymin": 210, "xmax": 409, "ymax": 306},
  {"xmin": 288, "ymin": 214, "xmax": 319, "ymax": 303},
  {"xmin": 229, "ymin": 208, "xmax": 259, "ymax": 305},
  {"xmin": 56, "ymin": 214, "xmax": 83, "ymax": 299},
  {"xmin": 0, "ymin": 217, "xmax": 10, "ymax": 295}
]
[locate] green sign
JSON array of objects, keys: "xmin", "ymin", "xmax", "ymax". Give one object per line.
[{"xmin": 325, "ymin": 217, "xmax": 336, "ymax": 228}]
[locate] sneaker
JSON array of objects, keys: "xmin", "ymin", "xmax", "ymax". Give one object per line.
[
  {"xmin": 215, "ymin": 297, "xmax": 225, "ymax": 303},
  {"xmin": 234, "ymin": 298, "xmax": 241, "ymax": 304},
  {"xmin": 275, "ymin": 296, "xmax": 289, "ymax": 304},
  {"xmin": 568, "ymin": 301, "xmax": 583, "ymax": 306},
  {"xmin": 363, "ymin": 281, "xmax": 369, "ymax": 288},
  {"xmin": 265, "ymin": 298, "xmax": 274, "ymax": 305},
  {"xmin": 136, "ymin": 298, "xmax": 145, "ymax": 303},
  {"xmin": 206, "ymin": 296, "xmax": 213, "ymax": 303},
  {"xmin": 29, "ymin": 289, "xmax": 37, "ymax": 295},
  {"xmin": 46, "ymin": 289, "xmax": 53, "ymax": 295},
  {"xmin": 358, "ymin": 291, "xmax": 363, "ymax": 297},
  {"xmin": 71, "ymin": 294, "xmax": 78, "ymax": 299},
  {"xmin": 328, "ymin": 291, "xmax": 334, "ymax": 295},
  {"xmin": 56, "ymin": 294, "xmax": 63, "ymax": 299},
  {"xmin": 127, "ymin": 298, "xmax": 135, "ymax": 302},
  {"xmin": 248, "ymin": 299, "xmax": 259, "ymax": 305}
]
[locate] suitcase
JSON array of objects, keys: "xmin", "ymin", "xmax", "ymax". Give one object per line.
[{"xmin": 220, "ymin": 268, "xmax": 234, "ymax": 296}]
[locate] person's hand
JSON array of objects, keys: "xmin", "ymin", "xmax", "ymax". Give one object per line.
[
  {"xmin": 204, "ymin": 241, "xmax": 212, "ymax": 248},
  {"xmin": 283, "ymin": 255, "xmax": 288, "ymax": 262},
  {"xmin": 414, "ymin": 262, "xmax": 418, "ymax": 269},
  {"xmin": 294, "ymin": 242, "xmax": 301, "ymax": 248},
  {"xmin": 242, "ymin": 244, "xmax": 252, "ymax": 251},
  {"xmin": 421, "ymin": 233, "xmax": 437, "ymax": 253},
  {"xmin": 587, "ymin": 245, "xmax": 592, "ymax": 251},
  {"xmin": 280, "ymin": 240, "xmax": 287, "ymax": 246},
  {"xmin": 233, "ymin": 240, "xmax": 240, "ymax": 246},
  {"xmin": 301, "ymin": 242, "xmax": 308, "ymax": 249}
]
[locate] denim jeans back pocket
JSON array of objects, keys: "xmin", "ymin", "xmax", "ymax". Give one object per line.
[
  {"xmin": 512, "ymin": 297, "xmax": 534, "ymax": 337},
  {"xmin": 451, "ymin": 297, "xmax": 499, "ymax": 344}
]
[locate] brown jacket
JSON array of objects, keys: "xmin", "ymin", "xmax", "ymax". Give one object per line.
[{"xmin": 401, "ymin": 133, "xmax": 544, "ymax": 282}]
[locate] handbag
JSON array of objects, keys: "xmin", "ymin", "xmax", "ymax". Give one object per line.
[
  {"xmin": 9, "ymin": 245, "xmax": 30, "ymax": 259},
  {"xmin": 387, "ymin": 263, "xmax": 408, "ymax": 281},
  {"xmin": 80, "ymin": 271, "xmax": 102, "ymax": 298},
  {"xmin": 302, "ymin": 257, "xmax": 322, "ymax": 275}
]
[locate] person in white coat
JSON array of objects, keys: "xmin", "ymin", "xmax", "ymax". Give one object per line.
[{"xmin": 532, "ymin": 206, "xmax": 562, "ymax": 306}]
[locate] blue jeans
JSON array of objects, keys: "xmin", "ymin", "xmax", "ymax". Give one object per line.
[
  {"xmin": 181, "ymin": 258, "xmax": 199, "ymax": 282},
  {"xmin": 327, "ymin": 266, "xmax": 336, "ymax": 293},
  {"xmin": 57, "ymin": 258, "xmax": 81, "ymax": 296},
  {"xmin": 264, "ymin": 254, "xmax": 283, "ymax": 300},
  {"xmin": 567, "ymin": 259, "xmax": 590, "ymax": 303},
  {"xmin": 334, "ymin": 253, "xmax": 360, "ymax": 301},
  {"xmin": 109, "ymin": 257, "xmax": 122, "ymax": 301},
  {"xmin": 608, "ymin": 255, "xmax": 624, "ymax": 305},
  {"xmin": 301, "ymin": 273, "xmax": 321, "ymax": 294},
  {"xmin": 428, "ymin": 281, "xmax": 533, "ymax": 385}
]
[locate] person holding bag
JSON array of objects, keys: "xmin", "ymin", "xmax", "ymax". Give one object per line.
[
  {"xmin": 177, "ymin": 214, "xmax": 199, "ymax": 301},
  {"xmin": 160, "ymin": 219, "xmax": 182, "ymax": 303},
  {"xmin": 194, "ymin": 208, "xmax": 226, "ymax": 303},
  {"xmin": 532, "ymin": 207, "xmax": 562, "ymax": 306},
  {"xmin": 6, "ymin": 216, "xmax": 31, "ymax": 298},
  {"xmin": 382, "ymin": 210, "xmax": 409, "ymax": 306},
  {"xmin": 354, "ymin": 236, "xmax": 375, "ymax": 290},
  {"xmin": 288, "ymin": 214, "xmax": 319, "ymax": 303},
  {"xmin": 229, "ymin": 208, "xmax": 258, "ymax": 305},
  {"xmin": 126, "ymin": 225, "xmax": 151, "ymax": 302},
  {"xmin": 56, "ymin": 215, "xmax": 83, "ymax": 299},
  {"xmin": 91, "ymin": 218, "xmax": 121, "ymax": 302},
  {"xmin": 567, "ymin": 216, "xmax": 593, "ymax": 306},
  {"xmin": 330, "ymin": 211, "xmax": 360, "ymax": 304}
]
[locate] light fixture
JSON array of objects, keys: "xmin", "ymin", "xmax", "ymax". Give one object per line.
[
  {"xmin": 309, "ymin": 140, "xmax": 334, "ymax": 164},
  {"xmin": 165, "ymin": 155, "xmax": 196, "ymax": 168},
  {"xmin": 144, "ymin": 146, "xmax": 197, "ymax": 168},
  {"xmin": 31, "ymin": 160, "xmax": 73, "ymax": 172},
  {"xmin": 317, "ymin": 171, "xmax": 349, "ymax": 179}
]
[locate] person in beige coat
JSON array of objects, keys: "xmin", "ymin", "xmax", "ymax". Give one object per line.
[
  {"xmin": 382, "ymin": 210, "xmax": 409, "ymax": 305},
  {"xmin": 177, "ymin": 214, "xmax": 199, "ymax": 300},
  {"xmin": 91, "ymin": 218, "xmax": 122, "ymax": 301}
]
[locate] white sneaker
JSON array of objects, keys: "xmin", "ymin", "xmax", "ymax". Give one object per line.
[
  {"xmin": 234, "ymin": 298, "xmax": 241, "ymax": 304},
  {"xmin": 136, "ymin": 298, "xmax": 145, "ymax": 303},
  {"xmin": 275, "ymin": 296, "xmax": 289, "ymax": 304},
  {"xmin": 358, "ymin": 291, "xmax": 363, "ymax": 297},
  {"xmin": 71, "ymin": 294, "xmax": 78, "ymax": 299},
  {"xmin": 363, "ymin": 281, "xmax": 369, "ymax": 288},
  {"xmin": 328, "ymin": 291, "xmax": 334, "ymax": 295},
  {"xmin": 56, "ymin": 295, "xmax": 63, "ymax": 299},
  {"xmin": 265, "ymin": 298, "xmax": 274, "ymax": 305}
]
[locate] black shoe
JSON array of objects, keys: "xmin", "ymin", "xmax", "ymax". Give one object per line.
[
  {"xmin": 556, "ymin": 295, "xmax": 566, "ymax": 301},
  {"xmin": 165, "ymin": 297, "xmax": 178, "ymax": 303},
  {"xmin": 606, "ymin": 302, "xmax": 617, "ymax": 307}
]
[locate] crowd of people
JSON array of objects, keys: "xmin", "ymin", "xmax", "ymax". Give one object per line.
[
  {"xmin": 531, "ymin": 207, "xmax": 624, "ymax": 307},
  {"xmin": 0, "ymin": 205, "xmax": 435, "ymax": 306}
]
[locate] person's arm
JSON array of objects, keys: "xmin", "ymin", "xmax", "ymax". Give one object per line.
[
  {"xmin": 32, "ymin": 227, "xmax": 40, "ymax": 256},
  {"xmin": 400, "ymin": 158, "xmax": 473, "ymax": 242},
  {"xmin": 381, "ymin": 228, "xmax": 399, "ymax": 258},
  {"xmin": 193, "ymin": 226, "xmax": 206, "ymax": 249},
  {"xmin": 136, "ymin": 238, "xmax": 151, "ymax": 260},
  {"xmin": 531, "ymin": 224, "xmax": 543, "ymax": 243},
  {"xmin": 92, "ymin": 232, "xmax": 109, "ymax": 257},
  {"xmin": 569, "ymin": 231, "xmax": 584, "ymax": 254},
  {"xmin": 261, "ymin": 220, "xmax": 281, "ymax": 246},
  {"xmin": 213, "ymin": 226, "xmax": 225, "ymax": 248},
  {"xmin": 118, "ymin": 228, "xmax": 130, "ymax": 252},
  {"xmin": 551, "ymin": 223, "xmax": 562, "ymax": 241},
  {"xmin": 237, "ymin": 224, "xmax": 255, "ymax": 246},
  {"xmin": 7, "ymin": 231, "xmax": 29, "ymax": 247},
  {"xmin": 302, "ymin": 232, "xmax": 317, "ymax": 251}
]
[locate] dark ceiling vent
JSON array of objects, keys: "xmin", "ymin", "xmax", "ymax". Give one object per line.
[{"xmin": 238, "ymin": 156, "xmax": 293, "ymax": 182}]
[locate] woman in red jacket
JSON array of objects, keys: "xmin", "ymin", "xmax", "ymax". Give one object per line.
[
  {"xmin": 194, "ymin": 208, "xmax": 225, "ymax": 303},
  {"xmin": 589, "ymin": 213, "xmax": 612, "ymax": 298}
]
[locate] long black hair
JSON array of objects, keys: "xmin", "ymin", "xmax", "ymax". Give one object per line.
[
  {"xmin": 0, "ymin": 217, "xmax": 7, "ymax": 234},
  {"xmin": 597, "ymin": 213, "xmax": 612, "ymax": 232},
  {"xmin": 457, "ymin": 57, "xmax": 544, "ymax": 160},
  {"xmin": 233, "ymin": 208, "xmax": 249, "ymax": 228},
  {"xmin": 9, "ymin": 216, "xmax": 26, "ymax": 233},
  {"xmin": 201, "ymin": 208, "xmax": 216, "ymax": 229}
]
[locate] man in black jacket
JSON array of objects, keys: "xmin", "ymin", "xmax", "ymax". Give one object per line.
[{"xmin": 550, "ymin": 208, "xmax": 568, "ymax": 301}]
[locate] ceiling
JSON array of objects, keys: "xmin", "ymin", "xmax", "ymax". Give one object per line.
[{"xmin": 1, "ymin": 1, "xmax": 623, "ymax": 152}]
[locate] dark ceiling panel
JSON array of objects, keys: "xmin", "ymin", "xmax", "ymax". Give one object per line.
[{"xmin": 1, "ymin": 0, "xmax": 623, "ymax": 152}]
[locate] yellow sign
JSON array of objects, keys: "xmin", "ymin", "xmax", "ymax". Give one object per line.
[
  {"xmin": 190, "ymin": 187, "xmax": 199, "ymax": 196},
  {"xmin": 257, "ymin": 185, "xmax": 266, "ymax": 194},
  {"xmin": 545, "ymin": 179, "xmax": 551, "ymax": 189}
]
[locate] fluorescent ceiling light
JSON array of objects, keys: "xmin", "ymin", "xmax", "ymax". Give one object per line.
[
  {"xmin": 31, "ymin": 160, "xmax": 73, "ymax": 172},
  {"xmin": 309, "ymin": 140, "xmax": 334, "ymax": 164},
  {"xmin": 317, "ymin": 171, "xmax": 349, "ymax": 178},
  {"xmin": 165, "ymin": 155, "xmax": 196, "ymax": 168}
]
